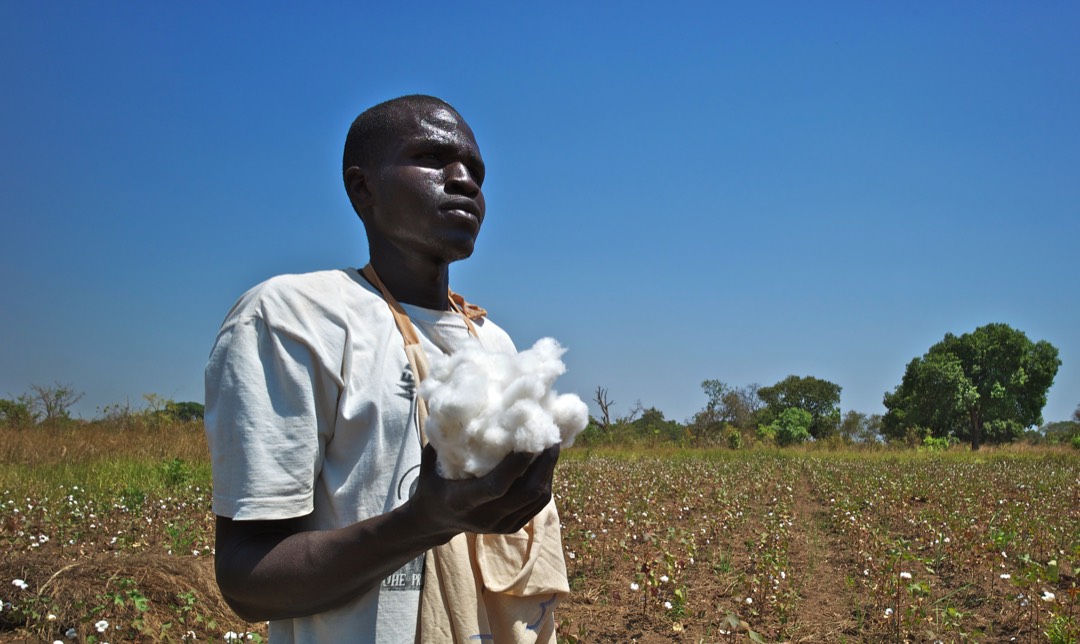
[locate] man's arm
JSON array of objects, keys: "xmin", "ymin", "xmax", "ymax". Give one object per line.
[{"xmin": 214, "ymin": 443, "xmax": 558, "ymax": 622}]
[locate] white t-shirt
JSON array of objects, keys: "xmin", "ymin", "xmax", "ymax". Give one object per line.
[{"xmin": 205, "ymin": 268, "xmax": 516, "ymax": 643}]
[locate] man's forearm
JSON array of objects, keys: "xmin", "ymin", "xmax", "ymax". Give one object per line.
[
  {"xmin": 215, "ymin": 444, "xmax": 557, "ymax": 622},
  {"xmin": 215, "ymin": 503, "xmax": 455, "ymax": 622}
]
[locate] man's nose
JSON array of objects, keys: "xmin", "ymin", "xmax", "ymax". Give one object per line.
[{"xmin": 445, "ymin": 162, "xmax": 480, "ymax": 197}]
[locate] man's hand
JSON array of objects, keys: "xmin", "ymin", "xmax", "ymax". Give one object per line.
[
  {"xmin": 407, "ymin": 442, "xmax": 559, "ymax": 538},
  {"xmin": 214, "ymin": 443, "xmax": 560, "ymax": 622}
]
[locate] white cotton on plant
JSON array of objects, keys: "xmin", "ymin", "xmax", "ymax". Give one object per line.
[{"xmin": 419, "ymin": 337, "xmax": 588, "ymax": 479}]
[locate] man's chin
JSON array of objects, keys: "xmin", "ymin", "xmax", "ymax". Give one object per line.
[
  {"xmin": 444, "ymin": 246, "xmax": 475, "ymax": 263},
  {"xmin": 441, "ymin": 236, "xmax": 478, "ymax": 263}
]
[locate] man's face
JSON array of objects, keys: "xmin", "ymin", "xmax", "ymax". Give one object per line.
[{"xmin": 361, "ymin": 104, "xmax": 486, "ymax": 265}]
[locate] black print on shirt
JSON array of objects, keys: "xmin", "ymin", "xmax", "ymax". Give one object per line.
[
  {"xmin": 385, "ymin": 362, "xmax": 425, "ymax": 591},
  {"xmin": 396, "ymin": 363, "xmax": 425, "ymax": 450},
  {"xmin": 396, "ymin": 364, "xmax": 415, "ymax": 401},
  {"xmin": 383, "ymin": 554, "xmax": 424, "ymax": 592},
  {"xmin": 397, "ymin": 464, "xmax": 421, "ymax": 501}
]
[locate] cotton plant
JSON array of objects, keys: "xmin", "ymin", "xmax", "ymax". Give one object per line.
[{"xmin": 420, "ymin": 337, "xmax": 588, "ymax": 479}]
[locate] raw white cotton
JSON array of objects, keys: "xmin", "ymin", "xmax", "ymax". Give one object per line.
[{"xmin": 419, "ymin": 337, "xmax": 588, "ymax": 479}]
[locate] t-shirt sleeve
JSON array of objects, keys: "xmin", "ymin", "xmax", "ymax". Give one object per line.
[{"xmin": 204, "ymin": 314, "xmax": 337, "ymax": 521}]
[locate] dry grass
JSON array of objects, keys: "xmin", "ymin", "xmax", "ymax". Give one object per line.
[
  {"xmin": 0, "ymin": 420, "xmax": 209, "ymax": 468},
  {"xmin": 0, "ymin": 420, "xmax": 246, "ymax": 642}
]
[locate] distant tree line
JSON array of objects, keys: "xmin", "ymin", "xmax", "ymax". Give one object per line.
[
  {"xmin": 579, "ymin": 375, "xmax": 881, "ymax": 449},
  {"xmin": 3, "ymin": 323, "xmax": 1074, "ymax": 450},
  {"xmin": 0, "ymin": 384, "xmax": 203, "ymax": 429},
  {"xmin": 578, "ymin": 323, "xmax": 1073, "ymax": 450}
]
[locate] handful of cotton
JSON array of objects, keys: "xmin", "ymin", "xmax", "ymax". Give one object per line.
[{"xmin": 419, "ymin": 337, "xmax": 588, "ymax": 479}]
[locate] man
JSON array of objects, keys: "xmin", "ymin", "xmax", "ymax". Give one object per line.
[{"xmin": 205, "ymin": 95, "xmax": 563, "ymax": 642}]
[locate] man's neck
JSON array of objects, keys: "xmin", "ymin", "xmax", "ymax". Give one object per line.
[{"xmin": 367, "ymin": 252, "xmax": 450, "ymax": 311}]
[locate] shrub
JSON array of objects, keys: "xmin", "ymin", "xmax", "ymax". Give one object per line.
[
  {"xmin": 0, "ymin": 396, "xmax": 37, "ymax": 426},
  {"xmin": 919, "ymin": 435, "xmax": 955, "ymax": 452},
  {"xmin": 769, "ymin": 408, "xmax": 813, "ymax": 447}
]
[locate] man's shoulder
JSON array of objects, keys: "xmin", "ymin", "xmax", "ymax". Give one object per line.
[
  {"xmin": 472, "ymin": 315, "xmax": 516, "ymax": 353},
  {"xmin": 236, "ymin": 268, "xmax": 373, "ymax": 310},
  {"xmin": 222, "ymin": 268, "xmax": 382, "ymax": 330},
  {"xmin": 248, "ymin": 267, "xmax": 359, "ymax": 297}
]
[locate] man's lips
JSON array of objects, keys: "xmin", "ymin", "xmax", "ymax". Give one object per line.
[{"xmin": 441, "ymin": 201, "xmax": 482, "ymax": 222}]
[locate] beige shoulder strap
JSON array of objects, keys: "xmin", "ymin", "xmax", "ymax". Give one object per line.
[
  {"xmin": 360, "ymin": 264, "xmax": 482, "ymax": 440},
  {"xmin": 361, "ymin": 264, "xmax": 424, "ymax": 346}
]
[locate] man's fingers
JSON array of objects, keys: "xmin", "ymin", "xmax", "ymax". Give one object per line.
[
  {"xmin": 420, "ymin": 443, "xmax": 439, "ymax": 477},
  {"xmin": 536, "ymin": 443, "xmax": 560, "ymax": 471},
  {"xmin": 471, "ymin": 445, "xmax": 558, "ymax": 531},
  {"xmin": 492, "ymin": 493, "xmax": 552, "ymax": 534},
  {"xmin": 520, "ymin": 444, "xmax": 559, "ymax": 489},
  {"xmin": 420, "ymin": 443, "xmax": 559, "ymax": 535},
  {"xmin": 477, "ymin": 450, "xmax": 535, "ymax": 498}
]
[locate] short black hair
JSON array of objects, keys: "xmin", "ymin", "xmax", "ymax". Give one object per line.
[{"xmin": 342, "ymin": 94, "xmax": 460, "ymax": 176}]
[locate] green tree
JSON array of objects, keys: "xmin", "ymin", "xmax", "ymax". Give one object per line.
[
  {"xmin": 882, "ymin": 323, "xmax": 1060, "ymax": 450},
  {"xmin": 881, "ymin": 352, "xmax": 975, "ymax": 443},
  {"xmin": 1040, "ymin": 404, "xmax": 1080, "ymax": 445},
  {"xmin": 767, "ymin": 407, "xmax": 812, "ymax": 446},
  {"xmin": 758, "ymin": 375, "xmax": 841, "ymax": 439},
  {"xmin": 689, "ymin": 380, "xmax": 727, "ymax": 444},
  {"xmin": 1041, "ymin": 420, "xmax": 1080, "ymax": 445},
  {"xmin": 838, "ymin": 410, "xmax": 883, "ymax": 444},
  {"xmin": 165, "ymin": 401, "xmax": 205, "ymax": 422},
  {"xmin": 720, "ymin": 383, "xmax": 763, "ymax": 431},
  {"xmin": 0, "ymin": 395, "xmax": 37, "ymax": 426},
  {"xmin": 631, "ymin": 407, "xmax": 686, "ymax": 443},
  {"xmin": 575, "ymin": 416, "xmax": 607, "ymax": 446},
  {"xmin": 692, "ymin": 380, "xmax": 764, "ymax": 444}
]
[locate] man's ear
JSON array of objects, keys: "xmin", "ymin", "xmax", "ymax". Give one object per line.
[{"xmin": 344, "ymin": 166, "xmax": 374, "ymax": 219}]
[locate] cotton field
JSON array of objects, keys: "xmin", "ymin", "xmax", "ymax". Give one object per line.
[{"xmin": 1, "ymin": 421, "xmax": 1078, "ymax": 642}]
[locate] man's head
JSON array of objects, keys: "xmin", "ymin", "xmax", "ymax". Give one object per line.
[
  {"xmin": 343, "ymin": 95, "xmax": 486, "ymax": 266},
  {"xmin": 342, "ymin": 95, "xmax": 460, "ymax": 177}
]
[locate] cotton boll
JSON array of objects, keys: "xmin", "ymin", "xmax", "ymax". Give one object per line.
[
  {"xmin": 465, "ymin": 419, "xmax": 517, "ymax": 477},
  {"xmin": 513, "ymin": 338, "xmax": 564, "ymax": 385},
  {"xmin": 423, "ymin": 382, "xmax": 486, "ymax": 455},
  {"xmin": 502, "ymin": 373, "xmax": 547, "ymax": 406},
  {"xmin": 432, "ymin": 437, "xmax": 471, "ymax": 479},
  {"xmin": 499, "ymin": 398, "xmax": 560, "ymax": 454},
  {"xmin": 551, "ymin": 393, "xmax": 589, "ymax": 447},
  {"xmin": 421, "ymin": 337, "xmax": 589, "ymax": 479},
  {"xmin": 462, "ymin": 441, "xmax": 501, "ymax": 479},
  {"xmin": 425, "ymin": 373, "xmax": 488, "ymax": 425},
  {"xmin": 478, "ymin": 422, "xmax": 514, "ymax": 453},
  {"xmin": 527, "ymin": 338, "xmax": 568, "ymax": 385}
]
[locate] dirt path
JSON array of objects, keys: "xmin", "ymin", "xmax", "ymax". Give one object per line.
[{"xmin": 784, "ymin": 467, "xmax": 863, "ymax": 642}]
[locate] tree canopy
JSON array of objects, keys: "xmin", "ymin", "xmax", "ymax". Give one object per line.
[
  {"xmin": 767, "ymin": 407, "xmax": 813, "ymax": 446},
  {"xmin": 631, "ymin": 407, "xmax": 687, "ymax": 443},
  {"xmin": 757, "ymin": 375, "xmax": 842, "ymax": 439},
  {"xmin": 0, "ymin": 396, "xmax": 36, "ymax": 426},
  {"xmin": 838, "ymin": 410, "xmax": 883, "ymax": 444},
  {"xmin": 163, "ymin": 401, "xmax": 205, "ymax": 422},
  {"xmin": 694, "ymin": 380, "xmax": 763, "ymax": 437},
  {"xmin": 882, "ymin": 323, "xmax": 1060, "ymax": 449}
]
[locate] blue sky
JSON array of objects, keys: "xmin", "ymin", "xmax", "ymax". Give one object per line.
[{"xmin": 2, "ymin": 2, "xmax": 1078, "ymax": 425}]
